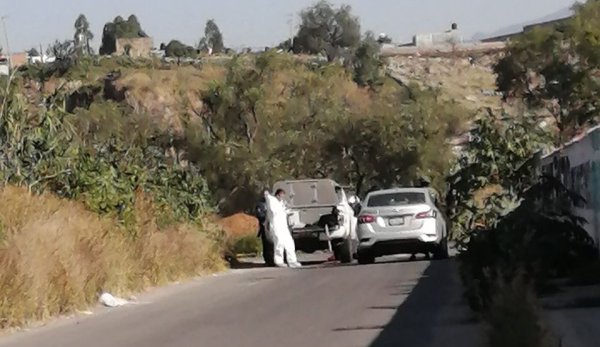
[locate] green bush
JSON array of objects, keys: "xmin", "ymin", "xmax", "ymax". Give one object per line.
[
  {"xmin": 0, "ymin": 80, "xmax": 211, "ymax": 233},
  {"xmin": 449, "ymin": 114, "xmax": 596, "ymax": 312},
  {"xmin": 231, "ymin": 235, "xmax": 262, "ymax": 255},
  {"xmin": 458, "ymin": 177, "xmax": 597, "ymax": 312}
]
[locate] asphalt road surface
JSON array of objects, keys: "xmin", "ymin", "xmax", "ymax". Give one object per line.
[{"xmin": 0, "ymin": 255, "xmax": 480, "ymax": 347}]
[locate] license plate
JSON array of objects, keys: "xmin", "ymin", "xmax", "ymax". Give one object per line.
[{"xmin": 389, "ymin": 217, "xmax": 405, "ymax": 226}]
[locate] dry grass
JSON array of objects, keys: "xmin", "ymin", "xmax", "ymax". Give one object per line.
[
  {"xmin": 0, "ymin": 186, "xmax": 225, "ymax": 329},
  {"xmin": 114, "ymin": 65, "xmax": 226, "ymax": 135},
  {"xmin": 387, "ymin": 55, "xmax": 502, "ymax": 112},
  {"xmin": 216, "ymin": 213, "xmax": 258, "ymax": 239}
]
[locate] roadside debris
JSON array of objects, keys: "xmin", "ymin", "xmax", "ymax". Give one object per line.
[{"xmin": 99, "ymin": 293, "xmax": 129, "ymax": 308}]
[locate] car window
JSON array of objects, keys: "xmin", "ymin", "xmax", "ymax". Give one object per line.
[{"xmin": 366, "ymin": 192, "xmax": 426, "ymax": 207}]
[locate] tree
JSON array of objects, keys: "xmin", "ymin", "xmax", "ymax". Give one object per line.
[
  {"xmin": 191, "ymin": 52, "xmax": 466, "ymax": 213},
  {"xmin": 164, "ymin": 40, "xmax": 197, "ymax": 58},
  {"xmin": 494, "ymin": 1, "xmax": 600, "ymax": 143},
  {"xmin": 27, "ymin": 48, "xmax": 40, "ymax": 57},
  {"xmin": 198, "ymin": 19, "xmax": 225, "ymax": 54},
  {"xmin": 74, "ymin": 14, "xmax": 94, "ymax": 56},
  {"xmin": 100, "ymin": 14, "xmax": 148, "ymax": 55},
  {"xmin": 277, "ymin": 39, "xmax": 293, "ymax": 52},
  {"xmin": 445, "ymin": 111, "xmax": 550, "ymax": 240},
  {"xmin": 293, "ymin": 1, "xmax": 361, "ymax": 61},
  {"xmin": 46, "ymin": 40, "xmax": 77, "ymax": 75},
  {"xmin": 448, "ymin": 111, "xmax": 596, "ymax": 313},
  {"xmin": 352, "ymin": 32, "xmax": 383, "ymax": 88},
  {"xmin": 377, "ymin": 34, "xmax": 392, "ymax": 44}
]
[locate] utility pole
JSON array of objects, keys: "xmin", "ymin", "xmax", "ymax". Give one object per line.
[
  {"xmin": 1, "ymin": 16, "xmax": 10, "ymax": 69},
  {"xmin": 287, "ymin": 13, "xmax": 294, "ymax": 48}
]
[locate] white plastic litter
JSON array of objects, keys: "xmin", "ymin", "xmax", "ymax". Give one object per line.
[{"xmin": 99, "ymin": 292, "xmax": 129, "ymax": 308}]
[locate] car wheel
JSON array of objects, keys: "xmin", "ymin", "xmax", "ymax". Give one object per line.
[
  {"xmin": 433, "ymin": 237, "xmax": 450, "ymax": 260},
  {"xmin": 357, "ymin": 252, "xmax": 375, "ymax": 265},
  {"xmin": 334, "ymin": 237, "xmax": 353, "ymax": 263}
]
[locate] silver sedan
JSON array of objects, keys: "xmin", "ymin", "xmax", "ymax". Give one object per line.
[{"xmin": 356, "ymin": 187, "xmax": 449, "ymax": 264}]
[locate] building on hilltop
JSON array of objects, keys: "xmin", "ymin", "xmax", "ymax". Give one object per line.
[
  {"xmin": 10, "ymin": 52, "xmax": 28, "ymax": 68},
  {"xmin": 115, "ymin": 37, "xmax": 153, "ymax": 57},
  {"xmin": 0, "ymin": 52, "xmax": 29, "ymax": 76},
  {"xmin": 412, "ymin": 23, "xmax": 463, "ymax": 47},
  {"xmin": 481, "ymin": 16, "xmax": 572, "ymax": 42}
]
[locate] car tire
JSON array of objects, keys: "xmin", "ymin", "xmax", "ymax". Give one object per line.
[
  {"xmin": 433, "ymin": 237, "xmax": 450, "ymax": 260},
  {"xmin": 334, "ymin": 237, "xmax": 353, "ymax": 264},
  {"xmin": 357, "ymin": 252, "xmax": 375, "ymax": 265}
]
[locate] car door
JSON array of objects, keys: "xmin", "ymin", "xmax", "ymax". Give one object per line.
[{"xmin": 336, "ymin": 189, "xmax": 357, "ymax": 240}]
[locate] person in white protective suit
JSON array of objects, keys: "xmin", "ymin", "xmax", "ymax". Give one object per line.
[{"xmin": 264, "ymin": 189, "xmax": 302, "ymax": 268}]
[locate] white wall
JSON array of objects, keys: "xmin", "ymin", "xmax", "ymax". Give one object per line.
[{"xmin": 541, "ymin": 127, "xmax": 600, "ymax": 247}]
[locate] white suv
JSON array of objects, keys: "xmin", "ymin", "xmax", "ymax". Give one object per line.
[{"xmin": 356, "ymin": 187, "xmax": 449, "ymax": 264}]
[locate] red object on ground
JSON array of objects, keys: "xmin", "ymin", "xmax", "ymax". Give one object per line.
[{"xmin": 327, "ymin": 255, "xmax": 336, "ymax": 262}]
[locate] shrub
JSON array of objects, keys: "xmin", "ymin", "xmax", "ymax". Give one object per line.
[
  {"xmin": 230, "ymin": 234, "xmax": 262, "ymax": 256},
  {"xmin": 485, "ymin": 275, "xmax": 557, "ymax": 347},
  {"xmin": 0, "ymin": 186, "xmax": 225, "ymax": 329},
  {"xmin": 0, "ymin": 83, "xmax": 211, "ymax": 227}
]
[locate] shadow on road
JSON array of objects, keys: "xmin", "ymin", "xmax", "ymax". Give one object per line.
[
  {"xmin": 227, "ymin": 258, "xmax": 327, "ymax": 269},
  {"xmin": 331, "ymin": 260, "xmax": 466, "ymax": 347},
  {"xmin": 368, "ymin": 260, "xmax": 467, "ymax": 347}
]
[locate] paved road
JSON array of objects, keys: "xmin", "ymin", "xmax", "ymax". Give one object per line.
[{"xmin": 0, "ymin": 256, "xmax": 480, "ymax": 347}]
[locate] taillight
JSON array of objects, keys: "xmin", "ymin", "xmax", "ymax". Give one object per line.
[
  {"xmin": 415, "ymin": 210, "xmax": 435, "ymax": 219},
  {"xmin": 358, "ymin": 215, "xmax": 375, "ymax": 224}
]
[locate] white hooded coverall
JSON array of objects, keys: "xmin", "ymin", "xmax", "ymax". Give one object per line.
[{"xmin": 264, "ymin": 191, "xmax": 298, "ymax": 265}]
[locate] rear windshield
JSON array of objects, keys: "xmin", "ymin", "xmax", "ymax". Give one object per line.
[{"xmin": 367, "ymin": 192, "xmax": 426, "ymax": 207}]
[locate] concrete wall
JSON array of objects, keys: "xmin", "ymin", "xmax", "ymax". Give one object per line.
[
  {"xmin": 541, "ymin": 126, "xmax": 600, "ymax": 248},
  {"xmin": 115, "ymin": 37, "xmax": 153, "ymax": 57},
  {"xmin": 380, "ymin": 41, "xmax": 506, "ymax": 57},
  {"xmin": 413, "ymin": 30, "xmax": 463, "ymax": 47}
]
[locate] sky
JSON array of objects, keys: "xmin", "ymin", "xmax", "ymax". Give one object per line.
[{"xmin": 0, "ymin": 0, "xmax": 578, "ymax": 53}]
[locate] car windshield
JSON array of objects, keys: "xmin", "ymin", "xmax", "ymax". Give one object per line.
[{"xmin": 367, "ymin": 192, "xmax": 426, "ymax": 207}]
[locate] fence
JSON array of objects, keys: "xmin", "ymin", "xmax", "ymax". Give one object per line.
[{"xmin": 541, "ymin": 125, "xmax": 600, "ymax": 247}]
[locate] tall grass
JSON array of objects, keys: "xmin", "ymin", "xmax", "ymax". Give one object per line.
[{"xmin": 0, "ymin": 186, "xmax": 225, "ymax": 329}]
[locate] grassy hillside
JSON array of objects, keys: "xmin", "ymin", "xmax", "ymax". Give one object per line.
[
  {"xmin": 0, "ymin": 186, "xmax": 225, "ymax": 329},
  {"xmin": 386, "ymin": 54, "xmax": 502, "ymax": 112},
  {"xmin": 0, "ymin": 50, "xmax": 493, "ymax": 329},
  {"xmin": 19, "ymin": 52, "xmax": 471, "ymax": 213}
]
